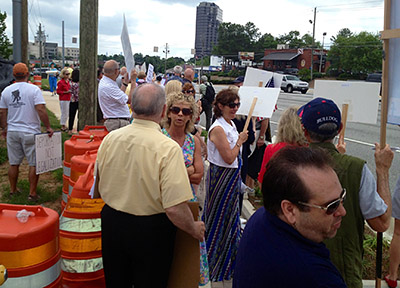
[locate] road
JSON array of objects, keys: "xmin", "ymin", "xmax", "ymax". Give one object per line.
[{"xmin": 197, "ymin": 85, "xmax": 400, "ymax": 192}]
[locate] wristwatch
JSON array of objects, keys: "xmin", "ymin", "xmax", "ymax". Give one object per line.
[{"xmin": 259, "ymin": 135, "xmax": 265, "ymax": 140}]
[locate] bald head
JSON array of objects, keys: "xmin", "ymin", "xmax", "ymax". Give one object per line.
[
  {"xmin": 131, "ymin": 83, "xmax": 166, "ymax": 121},
  {"xmin": 120, "ymin": 66, "xmax": 127, "ymax": 75},
  {"xmin": 103, "ymin": 60, "xmax": 120, "ymax": 80},
  {"xmin": 184, "ymin": 68, "xmax": 194, "ymax": 81}
]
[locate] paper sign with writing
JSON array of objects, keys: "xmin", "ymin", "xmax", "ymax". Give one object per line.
[
  {"xmin": 236, "ymin": 87, "xmax": 280, "ymax": 118},
  {"xmin": 35, "ymin": 132, "xmax": 62, "ymax": 174},
  {"xmin": 146, "ymin": 64, "xmax": 154, "ymax": 83},
  {"xmin": 314, "ymin": 80, "xmax": 380, "ymax": 124},
  {"xmin": 120, "ymin": 15, "xmax": 135, "ymax": 78},
  {"xmin": 243, "ymin": 67, "xmax": 283, "ymax": 89},
  {"xmin": 387, "ymin": 0, "xmax": 400, "ymax": 125}
]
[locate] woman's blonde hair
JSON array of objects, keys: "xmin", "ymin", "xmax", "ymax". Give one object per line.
[
  {"xmin": 276, "ymin": 106, "xmax": 308, "ymax": 146},
  {"xmin": 162, "ymin": 92, "xmax": 198, "ymax": 134},
  {"xmin": 164, "ymin": 80, "xmax": 182, "ymax": 96},
  {"xmin": 60, "ymin": 67, "xmax": 70, "ymax": 78}
]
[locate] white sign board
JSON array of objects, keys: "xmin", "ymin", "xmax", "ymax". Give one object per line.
[
  {"xmin": 120, "ymin": 15, "xmax": 135, "ymax": 78},
  {"xmin": 243, "ymin": 67, "xmax": 283, "ymax": 89},
  {"xmin": 236, "ymin": 87, "xmax": 280, "ymax": 118},
  {"xmin": 35, "ymin": 132, "xmax": 62, "ymax": 174},
  {"xmin": 146, "ymin": 64, "xmax": 154, "ymax": 83},
  {"xmin": 314, "ymin": 80, "xmax": 380, "ymax": 124},
  {"xmin": 387, "ymin": 0, "xmax": 400, "ymax": 125}
]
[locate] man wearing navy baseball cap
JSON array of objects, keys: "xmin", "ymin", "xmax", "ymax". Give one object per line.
[{"xmin": 300, "ymin": 97, "xmax": 394, "ymax": 288}]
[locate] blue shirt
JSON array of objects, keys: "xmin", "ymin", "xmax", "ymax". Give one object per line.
[{"xmin": 233, "ymin": 208, "xmax": 347, "ymax": 288}]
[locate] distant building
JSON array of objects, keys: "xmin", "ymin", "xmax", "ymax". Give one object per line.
[
  {"xmin": 194, "ymin": 2, "xmax": 223, "ymax": 58},
  {"xmin": 57, "ymin": 47, "xmax": 80, "ymax": 61},
  {"xmin": 261, "ymin": 47, "xmax": 329, "ymax": 73}
]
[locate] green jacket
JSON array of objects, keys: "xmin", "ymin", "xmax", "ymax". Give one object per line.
[{"xmin": 310, "ymin": 142, "xmax": 365, "ymax": 288}]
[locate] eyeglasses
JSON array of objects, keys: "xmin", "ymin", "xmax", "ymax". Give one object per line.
[
  {"xmin": 65, "ymin": 73, "xmax": 70, "ymax": 75},
  {"xmin": 182, "ymin": 89, "xmax": 195, "ymax": 94},
  {"xmin": 225, "ymin": 102, "xmax": 241, "ymax": 109},
  {"xmin": 298, "ymin": 188, "xmax": 346, "ymax": 215},
  {"xmin": 170, "ymin": 106, "xmax": 193, "ymax": 116}
]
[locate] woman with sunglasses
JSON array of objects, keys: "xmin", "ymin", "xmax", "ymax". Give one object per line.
[
  {"xmin": 56, "ymin": 67, "xmax": 72, "ymax": 132},
  {"xmin": 161, "ymin": 92, "xmax": 210, "ymax": 286},
  {"xmin": 203, "ymin": 89, "xmax": 248, "ymax": 286}
]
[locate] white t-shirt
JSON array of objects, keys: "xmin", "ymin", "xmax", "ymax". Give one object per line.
[
  {"xmin": 0, "ymin": 82, "xmax": 46, "ymax": 134},
  {"xmin": 98, "ymin": 76, "xmax": 130, "ymax": 119},
  {"xmin": 207, "ymin": 117, "xmax": 240, "ymax": 168}
]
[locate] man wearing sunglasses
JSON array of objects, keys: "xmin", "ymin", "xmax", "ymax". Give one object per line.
[
  {"xmin": 300, "ymin": 97, "xmax": 394, "ymax": 288},
  {"xmin": 234, "ymin": 147, "xmax": 347, "ymax": 287}
]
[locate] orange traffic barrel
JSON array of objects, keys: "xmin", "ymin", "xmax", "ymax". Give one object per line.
[
  {"xmin": 0, "ymin": 204, "xmax": 61, "ymax": 287},
  {"xmin": 60, "ymin": 164, "xmax": 106, "ymax": 287},
  {"xmin": 62, "ymin": 135, "xmax": 102, "ymax": 210},
  {"xmin": 79, "ymin": 125, "xmax": 109, "ymax": 140},
  {"xmin": 33, "ymin": 75, "xmax": 42, "ymax": 89},
  {"xmin": 69, "ymin": 150, "xmax": 97, "ymax": 196}
]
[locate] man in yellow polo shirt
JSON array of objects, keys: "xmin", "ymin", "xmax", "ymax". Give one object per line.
[{"xmin": 95, "ymin": 83, "xmax": 205, "ymax": 287}]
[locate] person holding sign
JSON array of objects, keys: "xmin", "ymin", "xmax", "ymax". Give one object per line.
[
  {"xmin": 95, "ymin": 84, "xmax": 205, "ymax": 287},
  {"xmin": 203, "ymin": 89, "xmax": 248, "ymax": 286},
  {"xmin": 0, "ymin": 63, "xmax": 53, "ymax": 202},
  {"xmin": 300, "ymin": 97, "xmax": 394, "ymax": 288},
  {"xmin": 161, "ymin": 91, "xmax": 209, "ymax": 286}
]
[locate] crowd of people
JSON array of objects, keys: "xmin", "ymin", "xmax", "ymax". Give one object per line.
[{"xmin": 1, "ymin": 61, "xmax": 400, "ymax": 288}]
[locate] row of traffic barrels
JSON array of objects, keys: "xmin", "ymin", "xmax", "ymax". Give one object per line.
[
  {"xmin": 60, "ymin": 125, "xmax": 108, "ymax": 287},
  {"xmin": 0, "ymin": 126, "xmax": 108, "ymax": 287}
]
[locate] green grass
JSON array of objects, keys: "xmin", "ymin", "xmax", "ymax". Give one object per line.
[
  {"xmin": 0, "ymin": 180, "xmax": 62, "ymax": 205},
  {"xmin": 0, "ymin": 147, "xmax": 7, "ymax": 165}
]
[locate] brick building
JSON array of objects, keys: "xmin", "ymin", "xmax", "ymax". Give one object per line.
[{"xmin": 261, "ymin": 48, "xmax": 329, "ymax": 73}]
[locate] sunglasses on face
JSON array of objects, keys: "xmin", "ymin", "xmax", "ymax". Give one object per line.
[
  {"xmin": 297, "ymin": 188, "xmax": 346, "ymax": 215},
  {"xmin": 225, "ymin": 102, "xmax": 241, "ymax": 109},
  {"xmin": 182, "ymin": 89, "xmax": 195, "ymax": 94},
  {"xmin": 170, "ymin": 106, "xmax": 193, "ymax": 116}
]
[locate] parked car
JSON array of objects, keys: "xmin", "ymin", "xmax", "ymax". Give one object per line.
[
  {"xmin": 366, "ymin": 72, "xmax": 382, "ymax": 97},
  {"xmin": 281, "ymin": 74, "xmax": 309, "ymax": 94},
  {"xmin": 283, "ymin": 68, "xmax": 299, "ymax": 75}
]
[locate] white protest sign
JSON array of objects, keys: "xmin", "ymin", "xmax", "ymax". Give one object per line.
[
  {"xmin": 314, "ymin": 80, "xmax": 380, "ymax": 124},
  {"xmin": 120, "ymin": 15, "xmax": 135, "ymax": 78},
  {"xmin": 146, "ymin": 64, "xmax": 154, "ymax": 83},
  {"xmin": 35, "ymin": 132, "xmax": 62, "ymax": 174},
  {"xmin": 141, "ymin": 62, "xmax": 147, "ymax": 73},
  {"xmin": 243, "ymin": 67, "xmax": 283, "ymax": 89},
  {"xmin": 236, "ymin": 87, "xmax": 280, "ymax": 118},
  {"xmin": 387, "ymin": 0, "xmax": 400, "ymax": 125}
]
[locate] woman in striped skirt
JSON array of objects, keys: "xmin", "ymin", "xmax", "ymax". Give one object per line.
[{"xmin": 203, "ymin": 89, "xmax": 248, "ymax": 287}]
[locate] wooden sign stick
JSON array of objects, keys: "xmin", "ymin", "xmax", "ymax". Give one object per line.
[
  {"xmin": 243, "ymin": 97, "xmax": 258, "ymax": 132},
  {"xmin": 339, "ymin": 103, "xmax": 349, "ymax": 141}
]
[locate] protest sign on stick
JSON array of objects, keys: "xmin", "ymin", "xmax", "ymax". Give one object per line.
[
  {"xmin": 243, "ymin": 67, "xmax": 283, "ymax": 88},
  {"xmin": 120, "ymin": 15, "xmax": 135, "ymax": 78},
  {"xmin": 236, "ymin": 87, "xmax": 280, "ymax": 119},
  {"xmin": 35, "ymin": 132, "xmax": 62, "ymax": 174},
  {"xmin": 146, "ymin": 64, "xmax": 154, "ymax": 83},
  {"xmin": 338, "ymin": 103, "xmax": 349, "ymax": 141}
]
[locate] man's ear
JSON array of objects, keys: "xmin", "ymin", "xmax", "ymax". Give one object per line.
[{"xmin": 281, "ymin": 200, "xmax": 298, "ymax": 225}]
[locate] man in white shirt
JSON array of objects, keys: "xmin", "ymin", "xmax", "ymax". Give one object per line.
[
  {"xmin": 98, "ymin": 60, "xmax": 136, "ymax": 132},
  {"xmin": 0, "ymin": 63, "xmax": 54, "ymax": 201}
]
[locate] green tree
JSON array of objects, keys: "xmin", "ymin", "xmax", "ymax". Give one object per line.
[
  {"xmin": 328, "ymin": 28, "xmax": 382, "ymax": 74},
  {"xmin": 0, "ymin": 11, "xmax": 12, "ymax": 59}
]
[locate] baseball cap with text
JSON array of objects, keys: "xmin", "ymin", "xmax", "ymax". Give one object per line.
[
  {"xmin": 300, "ymin": 97, "xmax": 341, "ymax": 135},
  {"xmin": 13, "ymin": 63, "xmax": 29, "ymax": 77}
]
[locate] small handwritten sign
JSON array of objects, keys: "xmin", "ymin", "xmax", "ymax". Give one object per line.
[{"xmin": 35, "ymin": 132, "xmax": 62, "ymax": 174}]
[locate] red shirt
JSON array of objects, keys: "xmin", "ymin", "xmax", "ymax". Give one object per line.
[
  {"xmin": 258, "ymin": 142, "xmax": 290, "ymax": 183},
  {"xmin": 56, "ymin": 79, "xmax": 71, "ymax": 101}
]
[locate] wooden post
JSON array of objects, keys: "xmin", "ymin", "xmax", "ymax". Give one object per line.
[
  {"xmin": 78, "ymin": 0, "xmax": 98, "ymax": 130},
  {"xmin": 339, "ymin": 104, "xmax": 349, "ymax": 140},
  {"xmin": 376, "ymin": 1, "xmax": 391, "ymax": 287},
  {"xmin": 243, "ymin": 97, "xmax": 258, "ymax": 132},
  {"xmin": 21, "ymin": 0, "xmax": 28, "ymax": 66}
]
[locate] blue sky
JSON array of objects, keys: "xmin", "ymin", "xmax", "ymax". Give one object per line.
[{"xmin": 2, "ymin": 0, "xmax": 384, "ymax": 60}]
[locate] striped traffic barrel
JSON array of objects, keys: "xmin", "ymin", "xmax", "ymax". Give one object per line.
[
  {"xmin": 62, "ymin": 135, "xmax": 102, "ymax": 211},
  {"xmin": 78, "ymin": 125, "xmax": 109, "ymax": 140},
  {"xmin": 0, "ymin": 204, "xmax": 61, "ymax": 287},
  {"xmin": 33, "ymin": 75, "xmax": 42, "ymax": 89},
  {"xmin": 60, "ymin": 164, "xmax": 106, "ymax": 287},
  {"xmin": 69, "ymin": 150, "xmax": 97, "ymax": 197}
]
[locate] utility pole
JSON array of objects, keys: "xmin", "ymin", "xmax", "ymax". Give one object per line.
[
  {"xmin": 319, "ymin": 32, "xmax": 327, "ymax": 73},
  {"xmin": 39, "ymin": 23, "xmax": 43, "ymax": 70},
  {"xmin": 12, "ymin": 0, "xmax": 22, "ymax": 62},
  {"xmin": 79, "ymin": 0, "xmax": 98, "ymax": 128},
  {"xmin": 62, "ymin": 21, "xmax": 65, "ymax": 68},
  {"xmin": 163, "ymin": 43, "xmax": 169, "ymax": 74},
  {"xmin": 310, "ymin": 7, "xmax": 316, "ymax": 81},
  {"xmin": 21, "ymin": 0, "xmax": 28, "ymax": 66}
]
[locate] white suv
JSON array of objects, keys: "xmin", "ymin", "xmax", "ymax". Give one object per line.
[{"xmin": 281, "ymin": 75, "xmax": 309, "ymax": 94}]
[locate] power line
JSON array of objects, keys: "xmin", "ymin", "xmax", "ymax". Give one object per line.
[{"xmin": 318, "ymin": 0, "xmax": 382, "ymax": 9}]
